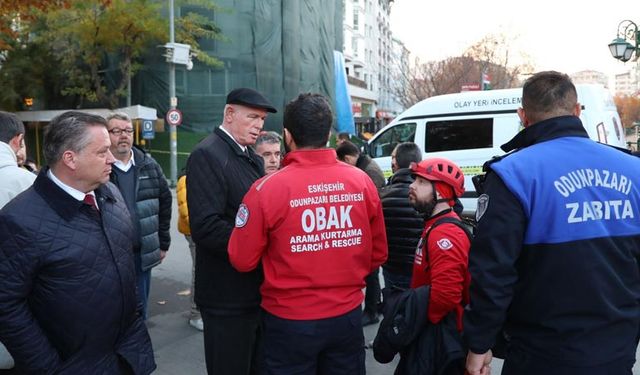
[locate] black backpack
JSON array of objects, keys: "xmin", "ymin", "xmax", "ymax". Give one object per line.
[{"xmin": 423, "ymin": 216, "xmax": 474, "ymax": 244}]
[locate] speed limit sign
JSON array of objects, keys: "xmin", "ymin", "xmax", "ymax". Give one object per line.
[{"xmin": 166, "ymin": 108, "xmax": 183, "ymax": 126}]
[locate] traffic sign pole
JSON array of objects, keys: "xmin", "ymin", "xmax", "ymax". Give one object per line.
[
  {"xmin": 166, "ymin": 108, "xmax": 182, "ymax": 126},
  {"xmin": 168, "ymin": 0, "xmax": 177, "ymax": 187}
]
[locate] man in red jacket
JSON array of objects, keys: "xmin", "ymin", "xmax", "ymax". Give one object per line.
[
  {"xmin": 408, "ymin": 158, "xmax": 471, "ymax": 332},
  {"xmin": 229, "ymin": 93, "xmax": 388, "ymax": 374}
]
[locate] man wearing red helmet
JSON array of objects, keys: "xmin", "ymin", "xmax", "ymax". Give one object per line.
[{"xmin": 408, "ymin": 158, "xmax": 471, "ymax": 331}]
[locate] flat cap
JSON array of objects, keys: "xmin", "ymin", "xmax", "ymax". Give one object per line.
[{"xmin": 226, "ymin": 88, "xmax": 277, "ymax": 113}]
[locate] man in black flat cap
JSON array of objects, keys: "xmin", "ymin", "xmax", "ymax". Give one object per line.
[{"xmin": 186, "ymin": 88, "xmax": 276, "ymax": 375}]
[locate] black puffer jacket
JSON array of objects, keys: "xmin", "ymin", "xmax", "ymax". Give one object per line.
[
  {"xmin": 186, "ymin": 127, "xmax": 265, "ymax": 311},
  {"xmin": 0, "ymin": 170, "xmax": 155, "ymax": 374},
  {"xmin": 380, "ymin": 168, "xmax": 425, "ymax": 275},
  {"xmin": 110, "ymin": 146, "xmax": 172, "ymax": 271}
]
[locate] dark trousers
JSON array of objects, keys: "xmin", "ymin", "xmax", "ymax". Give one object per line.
[
  {"xmin": 363, "ymin": 268, "xmax": 381, "ymax": 315},
  {"xmin": 502, "ymin": 347, "xmax": 634, "ymax": 375},
  {"xmin": 262, "ymin": 307, "xmax": 365, "ymax": 375},
  {"xmin": 133, "ymin": 254, "xmax": 151, "ymax": 319},
  {"xmin": 201, "ymin": 309, "xmax": 262, "ymax": 375}
]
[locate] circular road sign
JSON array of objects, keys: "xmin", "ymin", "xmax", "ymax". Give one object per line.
[
  {"xmin": 142, "ymin": 120, "xmax": 153, "ymax": 131},
  {"xmin": 166, "ymin": 108, "xmax": 183, "ymax": 126}
]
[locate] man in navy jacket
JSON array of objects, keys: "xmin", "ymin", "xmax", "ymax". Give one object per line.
[
  {"xmin": 0, "ymin": 112, "xmax": 155, "ymax": 374},
  {"xmin": 464, "ymin": 71, "xmax": 640, "ymax": 375}
]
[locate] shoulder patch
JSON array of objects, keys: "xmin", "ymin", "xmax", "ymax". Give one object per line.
[
  {"xmin": 476, "ymin": 194, "xmax": 489, "ymax": 222},
  {"xmin": 436, "ymin": 238, "xmax": 453, "ymax": 250},
  {"xmin": 235, "ymin": 204, "xmax": 250, "ymax": 227}
]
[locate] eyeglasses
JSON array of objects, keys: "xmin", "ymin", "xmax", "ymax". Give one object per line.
[{"xmin": 108, "ymin": 128, "xmax": 134, "ymax": 136}]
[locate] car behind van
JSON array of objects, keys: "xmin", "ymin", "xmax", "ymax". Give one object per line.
[{"xmin": 367, "ymin": 84, "xmax": 626, "ymax": 217}]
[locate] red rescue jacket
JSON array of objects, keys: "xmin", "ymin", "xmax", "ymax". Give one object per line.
[
  {"xmin": 411, "ymin": 209, "xmax": 470, "ymax": 330},
  {"xmin": 229, "ymin": 148, "xmax": 388, "ymax": 320}
]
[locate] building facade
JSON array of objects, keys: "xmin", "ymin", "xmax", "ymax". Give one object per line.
[
  {"xmin": 614, "ymin": 68, "xmax": 639, "ymax": 96},
  {"xmin": 342, "ymin": 0, "xmax": 405, "ymax": 135},
  {"xmin": 343, "ymin": 0, "xmax": 377, "ymax": 123},
  {"xmin": 570, "ymin": 70, "xmax": 609, "ymax": 87}
]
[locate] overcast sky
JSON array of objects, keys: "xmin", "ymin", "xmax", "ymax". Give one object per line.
[{"xmin": 390, "ymin": 0, "xmax": 640, "ymax": 81}]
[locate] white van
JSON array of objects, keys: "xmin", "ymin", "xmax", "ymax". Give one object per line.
[{"xmin": 366, "ymin": 84, "xmax": 626, "ymax": 217}]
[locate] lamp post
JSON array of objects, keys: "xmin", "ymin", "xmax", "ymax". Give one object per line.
[
  {"xmin": 609, "ymin": 20, "xmax": 639, "ymax": 62},
  {"xmin": 609, "ymin": 20, "xmax": 640, "ymax": 149}
]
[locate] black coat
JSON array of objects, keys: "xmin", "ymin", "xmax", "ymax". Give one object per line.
[
  {"xmin": 110, "ymin": 146, "xmax": 172, "ymax": 271},
  {"xmin": 186, "ymin": 127, "xmax": 265, "ymax": 311},
  {"xmin": 380, "ymin": 168, "xmax": 424, "ymax": 275},
  {"xmin": 0, "ymin": 170, "xmax": 155, "ymax": 374},
  {"xmin": 373, "ymin": 286, "xmax": 464, "ymax": 375}
]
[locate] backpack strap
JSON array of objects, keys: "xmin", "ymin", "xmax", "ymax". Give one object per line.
[{"xmin": 424, "ymin": 216, "xmax": 473, "ymax": 243}]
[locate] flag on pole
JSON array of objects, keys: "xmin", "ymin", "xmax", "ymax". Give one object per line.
[{"xmin": 482, "ymin": 72, "xmax": 491, "ymax": 90}]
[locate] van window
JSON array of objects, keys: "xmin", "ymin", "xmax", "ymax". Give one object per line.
[
  {"xmin": 425, "ymin": 118, "xmax": 493, "ymax": 152},
  {"xmin": 369, "ymin": 122, "xmax": 416, "ymax": 158}
]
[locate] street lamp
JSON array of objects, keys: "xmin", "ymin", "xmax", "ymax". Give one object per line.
[{"xmin": 608, "ymin": 20, "xmax": 639, "ymax": 62}]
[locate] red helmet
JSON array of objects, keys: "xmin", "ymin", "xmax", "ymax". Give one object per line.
[{"xmin": 410, "ymin": 158, "xmax": 465, "ymax": 198}]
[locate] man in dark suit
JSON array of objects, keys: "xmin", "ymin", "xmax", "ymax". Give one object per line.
[
  {"xmin": 186, "ymin": 88, "xmax": 277, "ymax": 375},
  {"xmin": 0, "ymin": 111, "xmax": 155, "ymax": 374}
]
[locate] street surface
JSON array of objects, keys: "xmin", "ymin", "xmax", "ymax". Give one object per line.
[{"xmin": 147, "ymin": 190, "xmax": 638, "ymax": 374}]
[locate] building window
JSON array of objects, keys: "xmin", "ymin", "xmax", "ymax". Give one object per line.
[
  {"xmin": 369, "ymin": 122, "xmax": 417, "ymax": 158},
  {"xmin": 425, "ymin": 119, "xmax": 493, "ymax": 152},
  {"xmin": 353, "ymin": 9, "xmax": 359, "ymax": 30}
]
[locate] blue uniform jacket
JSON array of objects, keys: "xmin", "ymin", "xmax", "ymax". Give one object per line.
[{"xmin": 464, "ymin": 115, "xmax": 640, "ymax": 367}]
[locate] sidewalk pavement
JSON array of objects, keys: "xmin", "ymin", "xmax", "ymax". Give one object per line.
[{"xmin": 145, "ymin": 272, "xmax": 406, "ymax": 374}]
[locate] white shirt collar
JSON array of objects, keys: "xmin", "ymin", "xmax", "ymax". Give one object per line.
[
  {"xmin": 0, "ymin": 142, "xmax": 17, "ymax": 163},
  {"xmin": 219, "ymin": 125, "xmax": 247, "ymax": 152},
  {"xmin": 113, "ymin": 149, "xmax": 135, "ymax": 172},
  {"xmin": 47, "ymin": 169, "xmax": 94, "ymax": 202}
]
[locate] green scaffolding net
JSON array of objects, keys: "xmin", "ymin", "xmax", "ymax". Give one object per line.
[{"xmin": 132, "ymin": 0, "xmax": 343, "ymax": 173}]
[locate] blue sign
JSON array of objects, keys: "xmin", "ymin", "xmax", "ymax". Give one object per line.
[{"xmin": 142, "ymin": 119, "xmax": 155, "ymax": 139}]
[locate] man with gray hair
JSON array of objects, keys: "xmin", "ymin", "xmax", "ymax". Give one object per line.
[
  {"xmin": 0, "ymin": 111, "xmax": 155, "ymax": 374},
  {"xmin": 0, "ymin": 111, "xmax": 36, "ymax": 209},
  {"xmin": 254, "ymin": 131, "xmax": 282, "ymax": 174},
  {"xmin": 107, "ymin": 112, "xmax": 172, "ymax": 320},
  {"xmin": 187, "ymin": 87, "xmax": 276, "ymax": 375}
]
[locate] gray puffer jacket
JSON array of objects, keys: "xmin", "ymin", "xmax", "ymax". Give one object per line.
[{"xmin": 110, "ymin": 146, "xmax": 172, "ymax": 271}]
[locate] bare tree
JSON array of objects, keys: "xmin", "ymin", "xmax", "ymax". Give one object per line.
[
  {"xmin": 465, "ymin": 33, "xmax": 533, "ymax": 90},
  {"xmin": 614, "ymin": 95, "xmax": 640, "ymax": 127},
  {"xmin": 390, "ymin": 32, "xmax": 534, "ymax": 108}
]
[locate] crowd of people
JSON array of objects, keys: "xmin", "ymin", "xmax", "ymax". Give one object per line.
[{"xmin": 0, "ymin": 71, "xmax": 638, "ymax": 375}]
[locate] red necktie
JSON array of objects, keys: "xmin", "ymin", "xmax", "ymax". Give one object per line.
[{"xmin": 83, "ymin": 194, "xmax": 99, "ymax": 212}]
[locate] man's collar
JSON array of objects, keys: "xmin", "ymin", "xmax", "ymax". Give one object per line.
[
  {"xmin": 113, "ymin": 149, "xmax": 135, "ymax": 172},
  {"xmin": 47, "ymin": 168, "xmax": 88, "ymax": 201},
  {"xmin": 36, "ymin": 167, "xmax": 116, "ymax": 221},
  {"xmin": 501, "ymin": 115, "xmax": 589, "ymax": 153},
  {"xmin": 219, "ymin": 125, "xmax": 247, "ymax": 152},
  {"xmin": 0, "ymin": 142, "xmax": 17, "ymax": 162}
]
